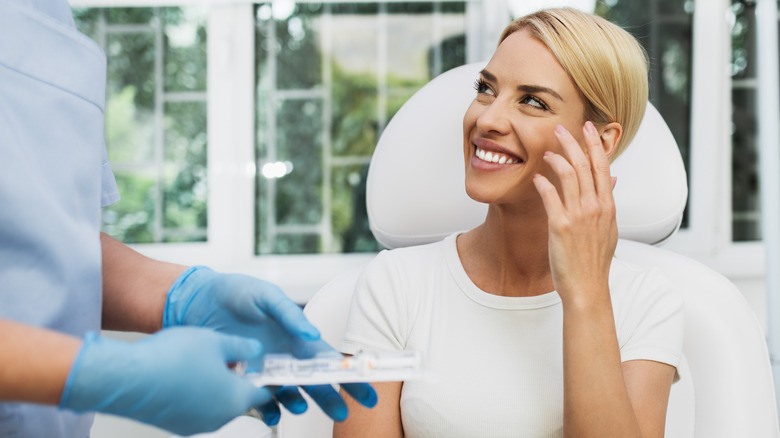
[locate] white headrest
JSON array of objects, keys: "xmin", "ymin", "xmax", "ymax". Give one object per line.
[{"xmin": 367, "ymin": 62, "xmax": 688, "ymax": 249}]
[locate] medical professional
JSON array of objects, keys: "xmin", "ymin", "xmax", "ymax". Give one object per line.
[{"xmin": 0, "ymin": 0, "xmax": 376, "ymax": 436}]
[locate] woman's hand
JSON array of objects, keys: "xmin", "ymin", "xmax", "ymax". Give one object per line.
[{"xmin": 532, "ymin": 121, "xmax": 617, "ymax": 307}]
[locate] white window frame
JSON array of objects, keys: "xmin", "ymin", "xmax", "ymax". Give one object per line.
[{"xmin": 664, "ymin": 0, "xmax": 767, "ymax": 285}]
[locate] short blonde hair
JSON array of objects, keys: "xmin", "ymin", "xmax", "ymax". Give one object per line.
[{"xmin": 500, "ymin": 8, "xmax": 648, "ymax": 162}]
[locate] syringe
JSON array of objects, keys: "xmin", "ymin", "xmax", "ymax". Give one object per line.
[{"xmin": 238, "ymin": 350, "xmax": 423, "ymax": 387}]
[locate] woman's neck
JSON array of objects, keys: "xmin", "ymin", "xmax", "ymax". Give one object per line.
[{"xmin": 457, "ymin": 203, "xmax": 555, "ymax": 297}]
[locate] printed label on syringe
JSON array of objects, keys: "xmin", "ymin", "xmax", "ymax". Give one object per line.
[{"xmin": 242, "ymin": 350, "xmax": 423, "ymax": 386}]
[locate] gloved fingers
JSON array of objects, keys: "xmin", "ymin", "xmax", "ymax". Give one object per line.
[
  {"xmin": 61, "ymin": 328, "xmax": 276, "ymax": 435},
  {"xmin": 248, "ymin": 385, "xmax": 276, "ymax": 408},
  {"xmin": 302, "ymin": 384, "xmax": 348, "ymax": 422},
  {"xmin": 339, "ymin": 382, "xmax": 378, "ymax": 408},
  {"xmin": 216, "ymin": 332, "xmax": 263, "ymax": 363},
  {"xmin": 252, "ymin": 287, "xmax": 320, "ymax": 341},
  {"xmin": 274, "ymin": 385, "xmax": 308, "ymax": 414},
  {"xmin": 254, "ymin": 399, "xmax": 282, "ymax": 426}
]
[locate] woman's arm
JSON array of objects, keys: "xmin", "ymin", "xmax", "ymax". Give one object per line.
[
  {"xmin": 334, "ymin": 381, "xmax": 403, "ymax": 438},
  {"xmin": 561, "ymin": 295, "xmax": 674, "ymax": 437},
  {"xmin": 100, "ymin": 232, "xmax": 187, "ymax": 333},
  {"xmin": 534, "ymin": 122, "xmax": 675, "ymax": 437},
  {"xmin": 623, "ymin": 360, "xmax": 676, "ymax": 436}
]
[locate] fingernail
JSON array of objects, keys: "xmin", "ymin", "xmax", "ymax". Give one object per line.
[
  {"xmin": 288, "ymin": 400, "xmax": 308, "ymax": 414},
  {"xmin": 263, "ymin": 412, "xmax": 280, "ymax": 426},
  {"xmin": 554, "ymin": 124, "xmax": 566, "ymax": 136},
  {"xmin": 543, "ymin": 151, "xmax": 553, "ymax": 157},
  {"xmin": 301, "ymin": 324, "xmax": 321, "ymax": 341},
  {"xmin": 585, "ymin": 121, "xmax": 597, "ymax": 134},
  {"xmin": 365, "ymin": 391, "xmax": 378, "ymax": 408},
  {"xmin": 332, "ymin": 406, "xmax": 348, "ymax": 422},
  {"xmin": 612, "ymin": 176, "xmax": 618, "ymax": 189}
]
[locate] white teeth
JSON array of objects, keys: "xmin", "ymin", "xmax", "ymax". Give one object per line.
[{"xmin": 475, "ymin": 147, "xmax": 518, "ymax": 165}]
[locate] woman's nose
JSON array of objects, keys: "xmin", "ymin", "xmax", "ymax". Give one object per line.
[{"xmin": 475, "ymin": 99, "xmax": 511, "ymax": 134}]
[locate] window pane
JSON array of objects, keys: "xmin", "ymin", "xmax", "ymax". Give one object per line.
[
  {"xmin": 103, "ymin": 171, "xmax": 156, "ymax": 243},
  {"xmin": 164, "ymin": 10, "xmax": 208, "ymax": 93},
  {"xmin": 597, "ymin": 0, "xmax": 694, "ymax": 229},
  {"xmin": 255, "ymin": 2, "xmax": 468, "ymax": 255},
  {"xmin": 730, "ymin": 0, "xmax": 761, "ymax": 241},
  {"xmin": 732, "ymin": 88, "xmax": 761, "ymax": 240},
  {"xmin": 332, "ymin": 164, "xmax": 374, "ymax": 252},
  {"xmin": 73, "ymin": 6, "xmax": 208, "ymax": 244},
  {"xmin": 275, "ymin": 99, "xmax": 324, "ymax": 226},
  {"xmin": 105, "ymin": 8, "xmax": 156, "ymax": 24},
  {"xmin": 163, "ymin": 101, "xmax": 208, "ymax": 241}
]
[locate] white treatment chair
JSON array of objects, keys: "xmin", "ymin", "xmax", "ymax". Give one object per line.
[{"xmin": 277, "ymin": 63, "xmax": 780, "ymax": 437}]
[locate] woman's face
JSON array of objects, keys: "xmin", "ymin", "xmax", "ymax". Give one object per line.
[{"xmin": 462, "ymin": 29, "xmax": 588, "ymax": 206}]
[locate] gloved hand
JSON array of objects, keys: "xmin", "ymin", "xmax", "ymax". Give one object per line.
[
  {"xmin": 163, "ymin": 266, "xmax": 377, "ymax": 424},
  {"xmin": 60, "ymin": 327, "xmax": 272, "ymax": 436}
]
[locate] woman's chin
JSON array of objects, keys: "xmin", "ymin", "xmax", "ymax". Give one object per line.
[{"xmin": 464, "ymin": 183, "xmax": 505, "ymax": 205}]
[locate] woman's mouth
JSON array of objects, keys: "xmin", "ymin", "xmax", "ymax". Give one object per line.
[{"xmin": 474, "ymin": 147, "xmax": 523, "ymax": 165}]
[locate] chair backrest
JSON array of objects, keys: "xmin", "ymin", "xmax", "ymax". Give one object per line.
[
  {"xmin": 278, "ymin": 63, "xmax": 779, "ymax": 438},
  {"xmin": 366, "ymin": 62, "xmax": 687, "ymax": 249},
  {"xmin": 615, "ymin": 239, "xmax": 778, "ymax": 437}
]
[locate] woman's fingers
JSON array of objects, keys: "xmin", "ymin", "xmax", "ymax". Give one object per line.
[
  {"xmin": 541, "ymin": 150, "xmax": 580, "ymax": 208},
  {"xmin": 583, "ymin": 121, "xmax": 614, "ymax": 200},
  {"xmin": 533, "ymin": 173, "xmax": 566, "ymax": 221},
  {"xmin": 555, "ymin": 124, "xmax": 597, "ymax": 200},
  {"xmin": 544, "ymin": 122, "xmax": 617, "ymax": 207}
]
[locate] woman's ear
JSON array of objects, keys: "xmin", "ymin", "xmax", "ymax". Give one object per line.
[{"xmin": 600, "ymin": 122, "xmax": 622, "ymax": 159}]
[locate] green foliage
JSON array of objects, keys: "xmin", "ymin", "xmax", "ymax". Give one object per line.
[
  {"xmin": 74, "ymin": 6, "xmax": 208, "ymax": 244},
  {"xmin": 255, "ymin": 2, "xmax": 467, "ymax": 254},
  {"xmin": 102, "ymin": 171, "xmax": 156, "ymax": 244}
]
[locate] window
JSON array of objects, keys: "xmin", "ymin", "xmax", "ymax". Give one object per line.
[
  {"xmin": 596, "ymin": 0, "xmax": 695, "ymax": 229},
  {"xmin": 729, "ymin": 0, "xmax": 761, "ymax": 241},
  {"xmin": 73, "ymin": 6, "xmax": 209, "ymax": 243},
  {"xmin": 70, "ymin": 0, "xmax": 771, "ymax": 304},
  {"xmin": 254, "ymin": 2, "xmax": 469, "ymax": 254}
]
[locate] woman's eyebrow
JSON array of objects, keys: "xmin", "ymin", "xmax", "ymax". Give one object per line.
[
  {"xmin": 480, "ymin": 69, "xmax": 564, "ymax": 102},
  {"xmin": 517, "ymin": 85, "xmax": 564, "ymax": 102}
]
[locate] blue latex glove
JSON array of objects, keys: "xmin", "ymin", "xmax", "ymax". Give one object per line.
[
  {"xmin": 164, "ymin": 266, "xmax": 377, "ymax": 424},
  {"xmin": 60, "ymin": 327, "xmax": 272, "ymax": 436}
]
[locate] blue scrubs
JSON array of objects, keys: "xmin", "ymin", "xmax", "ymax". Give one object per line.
[{"xmin": 0, "ymin": 0, "xmax": 119, "ymax": 436}]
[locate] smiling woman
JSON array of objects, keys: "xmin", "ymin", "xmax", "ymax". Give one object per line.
[{"xmin": 335, "ymin": 8, "xmax": 682, "ymax": 438}]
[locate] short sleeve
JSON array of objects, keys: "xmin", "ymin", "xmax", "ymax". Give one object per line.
[
  {"xmin": 616, "ymin": 266, "xmax": 685, "ymax": 368},
  {"xmin": 340, "ymin": 250, "xmax": 409, "ymax": 355},
  {"xmin": 100, "ymin": 143, "xmax": 120, "ymax": 207}
]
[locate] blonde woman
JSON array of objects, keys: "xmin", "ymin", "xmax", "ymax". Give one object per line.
[{"xmin": 335, "ymin": 8, "xmax": 683, "ymax": 438}]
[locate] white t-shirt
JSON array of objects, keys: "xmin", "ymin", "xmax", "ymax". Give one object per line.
[{"xmin": 341, "ymin": 233, "xmax": 684, "ymax": 438}]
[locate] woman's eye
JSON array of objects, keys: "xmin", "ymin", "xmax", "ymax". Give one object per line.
[
  {"xmin": 520, "ymin": 95, "xmax": 548, "ymax": 110},
  {"xmin": 473, "ymin": 79, "xmax": 494, "ymax": 96}
]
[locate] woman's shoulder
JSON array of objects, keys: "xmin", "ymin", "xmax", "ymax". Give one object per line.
[
  {"xmin": 609, "ymin": 256, "xmax": 684, "ymax": 316},
  {"xmin": 372, "ymin": 233, "xmax": 456, "ymax": 267},
  {"xmin": 610, "ymin": 256, "xmax": 672, "ymax": 287}
]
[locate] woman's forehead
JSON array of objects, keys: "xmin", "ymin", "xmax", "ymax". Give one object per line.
[{"xmin": 487, "ymin": 30, "xmax": 578, "ymax": 97}]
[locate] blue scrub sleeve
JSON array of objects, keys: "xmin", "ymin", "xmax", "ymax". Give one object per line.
[{"xmin": 101, "ymin": 144, "xmax": 120, "ymax": 207}]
